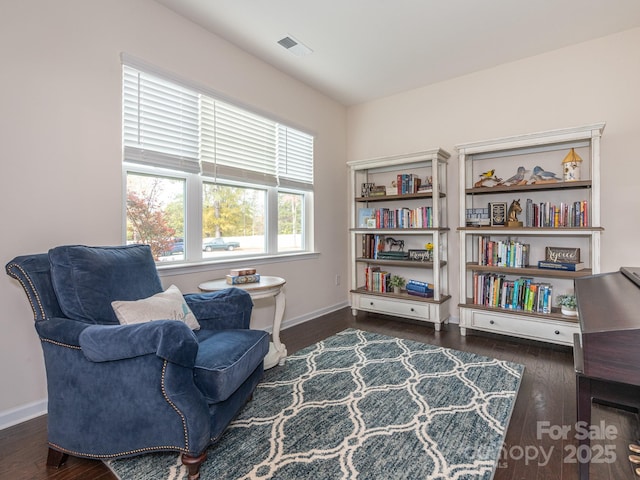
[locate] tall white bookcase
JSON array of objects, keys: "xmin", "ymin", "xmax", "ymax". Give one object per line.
[
  {"xmin": 456, "ymin": 123, "xmax": 605, "ymax": 346},
  {"xmin": 348, "ymin": 149, "xmax": 451, "ymax": 330}
]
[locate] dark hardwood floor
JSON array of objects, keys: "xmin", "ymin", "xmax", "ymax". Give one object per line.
[{"xmin": 1, "ymin": 308, "xmax": 638, "ymax": 479}]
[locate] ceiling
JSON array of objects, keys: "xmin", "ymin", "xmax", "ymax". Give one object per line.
[{"xmin": 154, "ymin": 0, "xmax": 640, "ymax": 106}]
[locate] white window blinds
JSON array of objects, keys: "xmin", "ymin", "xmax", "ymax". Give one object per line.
[
  {"xmin": 277, "ymin": 126, "xmax": 314, "ymax": 189},
  {"xmin": 123, "ymin": 63, "xmax": 314, "ymax": 189},
  {"xmin": 123, "ymin": 66, "xmax": 201, "ymax": 173}
]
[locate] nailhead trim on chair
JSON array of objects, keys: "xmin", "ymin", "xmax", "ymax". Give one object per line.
[
  {"xmin": 160, "ymin": 359, "xmax": 191, "ymax": 452},
  {"xmin": 47, "ymin": 441, "xmax": 188, "ymax": 459},
  {"xmin": 40, "ymin": 338, "xmax": 81, "ymax": 350},
  {"xmin": 6, "ymin": 263, "xmax": 46, "ymax": 320}
]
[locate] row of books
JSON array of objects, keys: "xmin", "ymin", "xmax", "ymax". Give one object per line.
[
  {"xmin": 225, "ymin": 267, "xmax": 260, "ymax": 285},
  {"xmin": 396, "ymin": 174, "xmax": 426, "ymax": 195},
  {"xmin": 472, "ymin": 273, "xmax": 554, "ymax": 313},
  {"xmin": 523, "ymin": 199, "xmax": 589, "ymax": 228},
  {"xmin": 364, "ymin": 267, "xmax": 390, "ymax": 293},
  {"xmin": 477, "ymin": 237, "xmax": 530, "ymax": 268},
  {"xmin": 358, "ymin": 207, "xmax": 435, "ymax": 229}
]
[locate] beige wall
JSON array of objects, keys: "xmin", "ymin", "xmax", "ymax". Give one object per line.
[
  {"xmin": 0, "ymin": 0, "xmax": 348, "ymax": 426},
  {"xmin": 347, "ymin": 27, "xmax": 640, "ymax": 319}
]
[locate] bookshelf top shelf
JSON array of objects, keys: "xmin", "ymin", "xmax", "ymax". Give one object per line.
[
  {"xmin": 465, "ymin": 180, "xmax": 591, "ymax": 195},
  {"xmin": 356, "ymin": 191, "xmax": 445, "ymax": 202},
  {"xmin": 457, "ymin": 226, "xmax": 603, "ymax": 235},
  {"xmin": 352, "ymin": 227, "xmax": 450, "ymax": 234}
]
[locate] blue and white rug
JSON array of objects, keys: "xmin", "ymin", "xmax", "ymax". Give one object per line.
[{"xmin": 107, "ymin": 329, "xmax": 524, "ymax": 479}]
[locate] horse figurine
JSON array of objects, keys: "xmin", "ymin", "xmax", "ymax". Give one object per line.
[
  {"xmin": 385, "ymin": 237, "xmax": 405, "ymax": 251},
  {"xmin": 507, "ymin": 199, "xmax": 523, "ymax": 227}
]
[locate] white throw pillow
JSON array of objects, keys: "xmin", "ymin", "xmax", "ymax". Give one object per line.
[{"xmin": 111, "ymin": 285, "xmax": 200, "ymax": 330}]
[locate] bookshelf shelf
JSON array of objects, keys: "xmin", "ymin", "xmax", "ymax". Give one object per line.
[
  {"xmin": 352, "ymin": 287, "xmax": 451, "ymax": 304},
  {"xmin": 355, "ymin": 191, "xmax": 446, "ymax": 203},
  {"xmin": 465, "ymin": 263, "xmax": 593, "ymax": 279},
  {"xmin": 348, "ymin": 149, "xmax": 451, "ymax": 330},
  {"xmin": 356, "ymin": 257, "xmax": 448, "ymax": 269},
  {"xmin": 456, "ymin": 123, "xmax": 605, "ymax": 346}
]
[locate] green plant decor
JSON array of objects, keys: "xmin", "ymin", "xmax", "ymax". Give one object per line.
[
  {"xmin": 389, "ymin": 275, "xmax": 406, "ymax": 288},
  {"xmin": 556, "ymin": 294, "xmax": 577, "ymax": 309}
]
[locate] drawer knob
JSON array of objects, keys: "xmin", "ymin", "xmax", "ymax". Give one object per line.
[
  {"xmin": 555, "ymin": 330, "xmax": 560, "ymax": 335},
  {"xmin": 370, "ymin": 302, "xmax": 374, "ymax": 306},
  {"xmin": 410, "ymin": 308, "xmax": 415, "ymax": 312},
  {"xmin": 489, "ymin": 320, "xmax": 495, "ymax": 325}
]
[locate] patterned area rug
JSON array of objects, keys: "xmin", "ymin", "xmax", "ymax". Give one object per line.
[{"xmin": 107, "ymin": 329, "xmax": 524, "ymax": 479}]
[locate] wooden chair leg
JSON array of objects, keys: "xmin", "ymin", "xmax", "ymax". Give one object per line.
[
  {"xmin": 46, "ymin": 447, "xmax": 68, "ymax": 468},
  {"xmin": 182, "ymin": 451, "xmax": 207, "ymax": 480}
]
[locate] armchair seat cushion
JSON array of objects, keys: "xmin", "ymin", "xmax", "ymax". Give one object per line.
[{"xmin": 194, "ymin": 329, "xmax": 269, "ymax": 403}]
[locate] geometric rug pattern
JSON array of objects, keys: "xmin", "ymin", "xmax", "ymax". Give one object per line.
[{"xmin": 107, "ymin": 328, "xmax": 524, "ymax": 479}]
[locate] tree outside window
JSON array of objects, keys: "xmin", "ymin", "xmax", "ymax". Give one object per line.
[{"xmin": 126, "ymin": 173, "xmax": 185, "ymax": 261}]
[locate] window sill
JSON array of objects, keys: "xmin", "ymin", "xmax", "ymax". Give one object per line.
[{"xmin": 156, "ymin": 251, "xmax": 320, "ymax": 277}]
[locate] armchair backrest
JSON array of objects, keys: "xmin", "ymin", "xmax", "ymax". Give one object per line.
[{"xmin": 6, "ymin": 244, "xmax": 164, "ymax": 324}]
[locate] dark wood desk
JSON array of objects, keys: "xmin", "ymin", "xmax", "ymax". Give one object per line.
[{"xmin": 574, "ymin": 270, "xmax": 640, "ymax": 479}]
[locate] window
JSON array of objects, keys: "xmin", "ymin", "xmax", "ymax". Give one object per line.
[{"xmin": 122, "ymin": 60, "xmax": 314, "ymax": 264}]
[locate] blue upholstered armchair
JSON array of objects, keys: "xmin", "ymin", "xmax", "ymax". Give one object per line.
[{"xmin": 5, "ymin": 244, "xmax": 269, "ymax": 480}]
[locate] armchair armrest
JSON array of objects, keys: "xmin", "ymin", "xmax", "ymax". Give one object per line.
[
  {"xmin": 35, "ymin": 317, "xmax": 91, "ymax": 347},
  {"xmin": 184, "ymin": 288, "xmax": 253, "ymax": 330},
  {"xmin": 78, "ymin": 320, "xmax": 198, "ymax": 368}
]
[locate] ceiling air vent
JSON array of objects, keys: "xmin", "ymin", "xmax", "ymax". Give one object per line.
[{"xmin": 277, "ymin": 35, "xmax": 313, "ymax": 57}]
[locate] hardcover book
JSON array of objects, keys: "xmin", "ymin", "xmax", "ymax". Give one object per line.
[
  {"xmin": 226, "ymin": 273, "xmax": 261, "ymax": 285},
  {"xmin": 537, "ymin": 261, "xmax": 585, "ymax": 271},
  {"xmin": 229, "ymin": 267, "xmax": 257, "ymax": 276}
]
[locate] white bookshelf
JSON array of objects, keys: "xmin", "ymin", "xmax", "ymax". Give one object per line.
[
  {"xmin": 348, "ymin": 149, "xmax": 451, "ymax": 330},
  {"xmin": 456, "ymin": 123, "xmax": 605, "ymax": 346}
]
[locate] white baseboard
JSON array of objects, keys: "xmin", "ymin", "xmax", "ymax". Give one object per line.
[
  {"xmin": 0, "ymin": 399, "xmax": 47, "ymax": 431},
  {"xmin": 264, "ymin": 301, "xmax": 350, "ymax": 333}
]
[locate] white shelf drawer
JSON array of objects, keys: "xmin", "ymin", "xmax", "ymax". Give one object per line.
[
  {"xmin": 467, "ymin": 309, "xmax": 578, "ymax": 345},
  {"xmin": 358, "ymin": 294, "xmax": 430, "ymax": 320}
]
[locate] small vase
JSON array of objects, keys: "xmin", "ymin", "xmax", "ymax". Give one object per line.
[
  {"xmin": 561, "ymin": 306, "xmax": 578, "ymax": 317},
  {"xmin": 393, "ymin": 286, "xmax": 401, "ymax": 294}
]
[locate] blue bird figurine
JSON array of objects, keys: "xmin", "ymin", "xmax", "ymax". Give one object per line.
[
  {"xmin": 499, "ymin": 166, "xmax": 529, "ymax": 186},
  {"xmin": 530, "ymin": 165, "xmax": 561, "ymax": 183}
]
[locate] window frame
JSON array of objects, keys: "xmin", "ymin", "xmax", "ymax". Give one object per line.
[
  {"xmin": 121, "ymin": 55, "xmax": 316, "ymax": 269},
  {"xmin": 122, "ymin": 163, "xmax": 315, "ymax": 268}
]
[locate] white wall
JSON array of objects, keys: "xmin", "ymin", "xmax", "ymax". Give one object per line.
[
  {"xmin": 347, "ymin": 27, "xmax": 640, "ymax": 319},
  {"xmin": 0, "ymin": 0, "xmax": 348, "ymax": 427}
]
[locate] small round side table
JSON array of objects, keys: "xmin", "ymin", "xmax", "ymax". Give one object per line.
[{"xmin": 198, "ymin": 276, "xmax": 287, "ymax": 369}]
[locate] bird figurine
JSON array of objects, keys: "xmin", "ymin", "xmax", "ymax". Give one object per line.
[
  {"xmin": 478, "ymin": 169, "xmax": 495, "ymax": 179},
  {"xmin": 530, "ymin": 166, "xmax": 561, "ymax": 183},
  {"xmin": 474, "ymin": 168, "xmax": 502, "ymax": 187},
  {"xmin": 499, "ymin": 166, "xmax": 529, "ymax": 186}
]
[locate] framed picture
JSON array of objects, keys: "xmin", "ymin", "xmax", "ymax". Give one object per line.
[
  {"xmin": 489, "ymin": 202, "xmax": 507, "ymax": 226},
  {"xmin": 545, "ymin": 247, "xmax": 580, "ymax": 263}
]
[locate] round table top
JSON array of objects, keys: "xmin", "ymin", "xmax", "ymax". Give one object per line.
[{"xmin": 199, "ymin": 275, "xmax": 286, "ymax": 293}]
